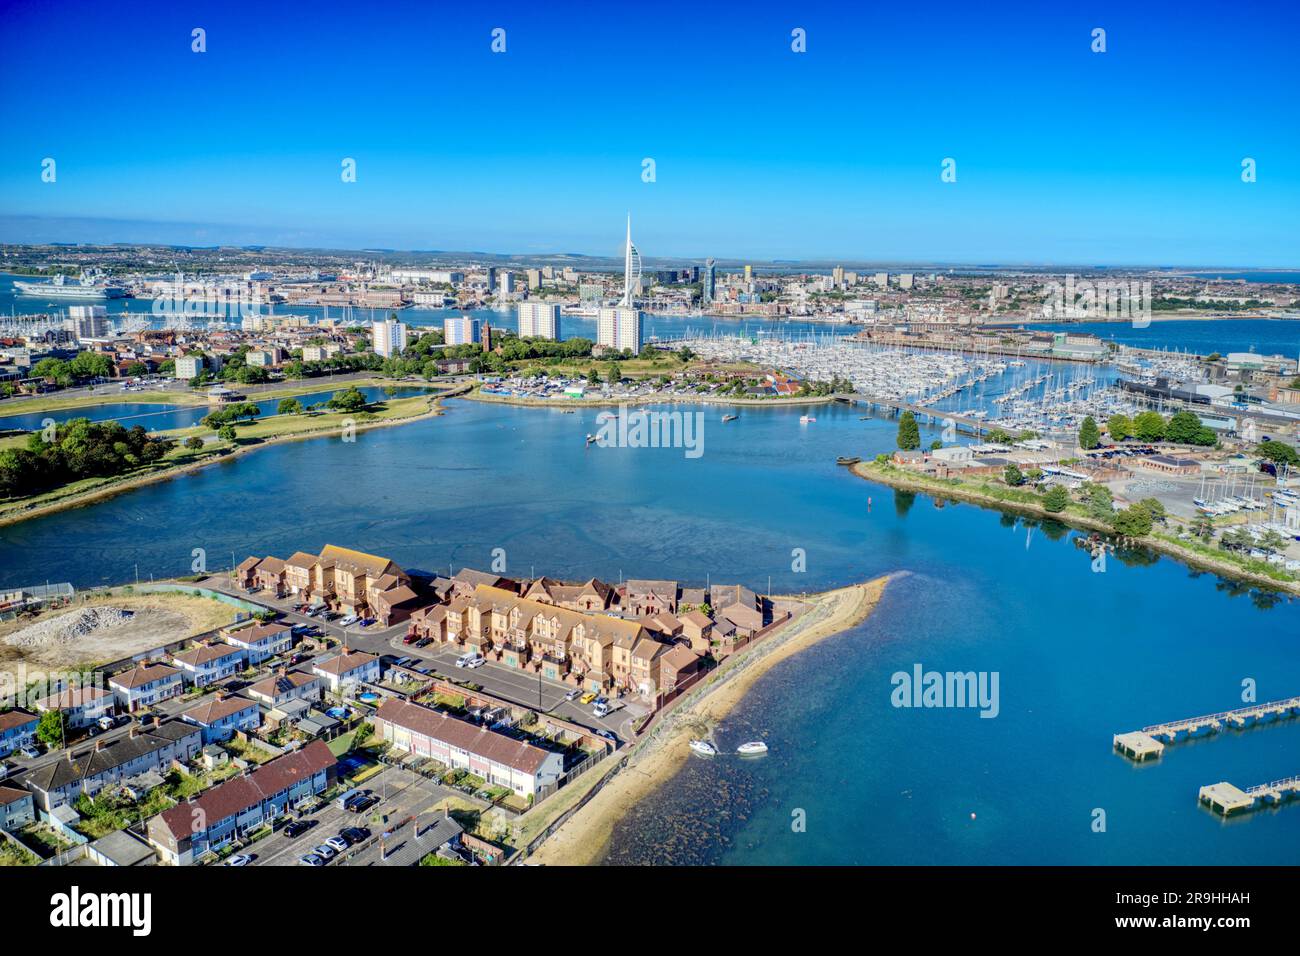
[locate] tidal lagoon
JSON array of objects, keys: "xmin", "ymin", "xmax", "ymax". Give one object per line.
[{"xmin": 1, "ymin": 398, "xmax": 1296, "ymax": 865}]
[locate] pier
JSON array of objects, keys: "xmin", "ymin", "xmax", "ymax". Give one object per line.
[
  {"xmin": 831, "ymin": 394, "xmax": 992, "ymax": 437},
  {"xmin": 1114, "ymin": 695, "xmax": 1300, "ymax": 761},
  {"xmin": 1200, "ymin": 775, "xmax": 1300, "ymax": 816}
]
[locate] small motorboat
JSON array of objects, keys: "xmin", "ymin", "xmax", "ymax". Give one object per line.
[
  {"xmin": 836, "ymin": 456, "xmax": 861, "ymax": 466},
  {"xmin": 689, "ymin": 739, "xmax": 717, "ymax": 757},
  {"xmin": 585, "ymin": 434, "xmax": 596, "ymax": 445},
  {"xmin": 736, "ymin": 741, "xmax": 768, "ymax": 756},
  {"xmin": 799, "ymin": 415, "xmax": 816, "ymax": 424},
  {"xmin": 721, "ymin": 414, "xmax": 738, "ymax": 423}
]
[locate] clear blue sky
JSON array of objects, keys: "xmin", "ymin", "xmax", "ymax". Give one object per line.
[{"xmin": 1, "ymin": 0, "xmax": 1297, "ymax": 266}]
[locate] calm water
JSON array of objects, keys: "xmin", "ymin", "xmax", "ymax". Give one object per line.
[
  {"xmin": 0, "ymin": 385, "xmax": 427, "ymax": 433},
  {"xmin": 0, "ymin": 398, "xmax": 1296, "ymax": 865},
  {"xmin": 1026, "ymin": 319, "xmax": 1300, "ymax": 358}
]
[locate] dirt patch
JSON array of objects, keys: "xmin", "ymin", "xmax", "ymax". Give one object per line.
[{"xmin": 0, "ymin": 592, "xmax": 238, "ymax": 673}]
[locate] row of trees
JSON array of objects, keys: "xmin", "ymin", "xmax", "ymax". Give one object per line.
[
  {"xmin": 0, "ymin": 419, "xmax": 176, "ymax": 499},
  {"xmin": 30, "ymin": 352, "xmax": 115, "ymax": 386},
  {"xmin": 1079, "ymin": 410, "xmax": 1218, "ymax": 449}
]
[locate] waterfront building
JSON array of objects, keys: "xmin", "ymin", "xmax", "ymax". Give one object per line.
[
  {"xmin": 444, "ymin": 315, "xmax": 480, "ymax": 345},
  {"xmin": 517, "ymin": 302, "xmax": 560, "ymax": 340},
  {"xmin": 499, "ymin": 271, "xmax": 514, "ymax": 295},
  {"xmin": 372, "ymin": 318, "xmax": 407, "ymax": 358},
  {"xmin": 597, "ymin": 307, "xmax": 642, "ymax": 355},
  {"xmin": 372, "ymin": 698, "xmax": 563, "ymax": 799}
]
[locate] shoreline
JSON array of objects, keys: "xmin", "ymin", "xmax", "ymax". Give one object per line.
[
  {"xmin": 850, "ymin": 461, "xmax": 1300, "ymax": 597},
  {"xmin": 525, "ymin": 576, "xmax": 889, "ymax": 866},
  {"xmin": 0, "ymin": 388, "xmax": 463, "ymax": 529},
  {"xmin": 462, "ymin": 388, "xmax": 834, "ymax": 410}
]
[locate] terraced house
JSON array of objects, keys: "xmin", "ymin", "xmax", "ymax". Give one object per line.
[
  {"xmin": 236, "ymin": 544, "xmax": 419, "ymax": 624},
  {"xmin": 109, "ymin": 662, "xmax": 183, "ymax": 712},
  {"xmin": 0, "ymin": 709, "xmax": 38, "ymax": 758},
  {"xmin": 445, "ymin": 585, "xmax": 662, "ymax": 695},
  {"xmin": 146, "ymin": 739, "xmax": 336, "ymax": 865},
  {"xmin": 34, "ymin": 686, "xmax": 116, "ymax": 729},
  {"xmin": 20, "ymin": 721, "xmax": 202, "ymax": 812}
]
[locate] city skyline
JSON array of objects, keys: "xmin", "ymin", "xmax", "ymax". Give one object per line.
[{"xmin": 1, "ymin": 1, "xmax": 1297, "ymax": 266}]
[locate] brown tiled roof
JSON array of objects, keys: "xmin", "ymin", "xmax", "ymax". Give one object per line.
[
  {"xmin": 0, "ymin": 785, "xmax": 32, "ymax": 807},
  {"xmin": 319, "ymin": 544, "xmax": 402, "ymax": 579},
  {"xmin": 235, "ymin": 556, "xmax": 261, "ymax": 573},
  {"xmin": 313, "ymin": 651, "xmax": 377, "ymax": 676},
  {"xmin": 247, "ymin": 670, "xmax": 317, "ymax": 698},
  {"xmin": 0, "ymin": 710, "xmax": 37, "ymax": 732},
  {"xmin": 257, "ymin": 557, "xmax": 287, "ymax": 574},
  {"xmin": 172, "ymin": 643, "xmax": 245, "ymax": 667},
  {"xmin": 661, "ymin": 643, "xmax": 700, "ymax": 673},
  {"xmin": 181, "ymin": 695, "xmax": 258, "ymax": 725},
  {"xmin": 225, "ymin": 622, "xmax": 291, "ymax": 645},
  {"xmin": 375, "ymin": 699, "xmax": 551, "ymax": 775},
  {"xmin": 36, "ymin": 686, "xmax": 112, "ymax": 710},
  {"xmin": 156, "ymin": 739, "xmax": 334, "ymax": 840},
  {"xmin": 373, "ymin": 585, "xmax": 418, "ymax": 608},
  {"xmin": 284, "ymin": 551, "xmax": 318, "ymax": 570},
  {"xmin": 109, "ymin": 663, "xmax": 179, "ymax": 689}
]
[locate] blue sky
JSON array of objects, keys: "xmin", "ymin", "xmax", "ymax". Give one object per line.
[{"xmin": 1, "ymin": 0, "xmax": 1297, "ymax": 266}]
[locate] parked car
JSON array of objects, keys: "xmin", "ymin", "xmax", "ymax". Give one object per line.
[
  {"xmin": 415, "ymin": 638, "xmax": 432, "ymax": 648},
  {"xmin": 579, "ymin": 692, "xmax": 597, "ymax": 705},
  {"xmin": 325, "ymin": 835, "xmax": 349, "ymax": 853},
  {"xmin": 313, "ymin": 843, "xmax": 337, "ymax": 861},
  {"xmin": 348, "ymin": 795, "xmax": 380, "ymax": 814},
  {"xmin": 592, "ymin": 702, "xmax": 609, "ymax": 718},
  {"xmin": 564, "ymin": 689, "xmax": 580, "ymax": 702},
  {"xmin": 338, "ymin": 615, "xmax": 358, "ymax": 627},
  {"xmin": 403, "ymin": 634, "xmax": 419, "ymax": 645},
  {"xmin": 225, "ymin": 854, "xmax": 253, "ymax": 866},
  {"xmin": 283, "ymin": 820, "xmax": 315, "ymax": 838},
  {"xmin": 454, "ymin": 652, "xmax": 483, "ymax": 668},
  {"xmin": 18, "ymin": 745, "xmax": 41, "ymax": 759},
  {"xmin": 298, "ymin": 853, "xmax": 325, "ymax": 867},
  {"xmin": 340, "ymin": 827, "xmax": 370, "ymax": 845}
]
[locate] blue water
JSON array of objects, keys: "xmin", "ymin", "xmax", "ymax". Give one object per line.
[
  {"xmin": 0, "ymin": 398, "xmax": 1296, "ymax": 865},
  {"xmin": 1026, "ymin": 319, "xmax": 1300, "ymax": 358},
  {"xmin": 0, "ymin": 385, "xmax": 427, "ymax": 433}
]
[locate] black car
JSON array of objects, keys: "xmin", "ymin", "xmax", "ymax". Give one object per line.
[
  {"xmin": 283, "ymin": 820, "xmax": 316, "ymax": 838},
  {"xmin": 340, "ymin": 826, "xmax": 370, "ymax": 845},
  {"xmin": 347, "ymin": 795, "xmax": 380, "ymax": 814}
]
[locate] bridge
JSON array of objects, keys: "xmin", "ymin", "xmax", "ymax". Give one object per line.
[
  {"xmin": 1199, "ymin": 774, "xmax": 1300, "ymax": 816},
  {"xmin": 831, "ymin": 393, "xmax": 993, "ymax": 437},
  {"xmin": 1114, "ymin": 695, "xmax": 1300, "ymax": 761}
]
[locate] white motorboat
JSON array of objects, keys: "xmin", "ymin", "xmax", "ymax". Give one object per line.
[
  {"xmin": 688, "ymin": 739, "xmax": 717, "ymax": 757},
  {"xmin": 736, "ymin": 741, "xmax": 768, "ymax": 756}
]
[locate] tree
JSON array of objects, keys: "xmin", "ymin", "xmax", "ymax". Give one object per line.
[
  {"xmin": 125, "ymin": 362, "xmax": 147, "ymax": 378},
  {"xmin": 1042, "ymin": 484, "xmax": 1069, "ymax": 513},
  {"xmin": 1166, "ymin": 410, "xmax": 1205, "ymax": 445},
  {"xmin": 1112, "ymin": 503, "xmax": 1153, "ymax": 537},
  {"xmin": 1257, "ymin": 440, "xmax": 1300, "ymax": 467},
  {"xmin": 586, "ymin": 367, "xmax": 600, "ymax": 385},
  {"xmin": 1078, "ymin": 416, "xmax": 1101, "ymax": 450},
  {"xmin": 606, "ymin": 362, "xmax": 622, "ymax": 384},
  {"xmin": 1138, "ymin": 497, "xmax": 1167, "ymax": 525},
  {"xmin": 36, "ymin": 710, "xmax": 65, "ymax": 748},
  {"xmin": 217, "ymin": 425, "xmax": 237, "ymax": 442},
  {"xmin": 183, "ymin": 436, "xmax": 204, "ymax": 450},
  {"xmin": 327, "ymin": 387, "xmax": 368, "ymax": 412},
  {"xmin": 1003, "ymin": 464, "xmax": 1024, "ymax": 486},
  {"xmin": 1190, "ymin": 515, "xmax": 1215, "ymax": 541},
  {"xmin": 1133, "ymin": 411, "xmax": 1167, "ymax": 442},
  {"xmin": 1086, "ymin": 484, "xmax": 1114, "ymax": 521},
  {"xmin": 277, "ymin": 398, "xmax": 304, "ymax": 415},
  {"xmin": 896, "ymin": 411, "xmax": 920, "ymax": 451},
  {"xmin": 1107, "ymin": 413, "xmax": 1132, "ymax": 442},
  {"xmin": 986, "ymin": 428, "xmax": 1012, "ymax": 445},
  {"xmin": 930, "ymin": 439, "xmax": 943, "ymax": 451}
]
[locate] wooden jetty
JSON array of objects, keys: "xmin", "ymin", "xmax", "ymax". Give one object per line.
[
  {"xmin": 1114, "ymin": 695, "xmax": 1300, "ymax": 761},
  {"xmin": 1200, "ymin": 775, "xmax": 1300, "ymax": 816},
  {"xmin": 832, "ymin": 393, "xmax": 991, "ymax": 437}
]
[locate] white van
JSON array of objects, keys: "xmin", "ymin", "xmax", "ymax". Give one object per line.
[{"xmin": 455, "ymin": 652, "xmax": 485, "ymax": 669}]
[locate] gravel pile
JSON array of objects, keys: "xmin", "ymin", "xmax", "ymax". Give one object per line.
[{"xmin": 3, "ymin": 606, "xmax": 137, "ymax": 648}]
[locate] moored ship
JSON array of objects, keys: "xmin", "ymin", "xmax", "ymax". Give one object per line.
[{"xmin": 14, "ymin": 272, "xmax": 126, "ymax": 299}]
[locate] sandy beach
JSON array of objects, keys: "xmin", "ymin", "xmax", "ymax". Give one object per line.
[{"xmin": 526, "ymin": 576, "xmax": 890, "ymax": 866}]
